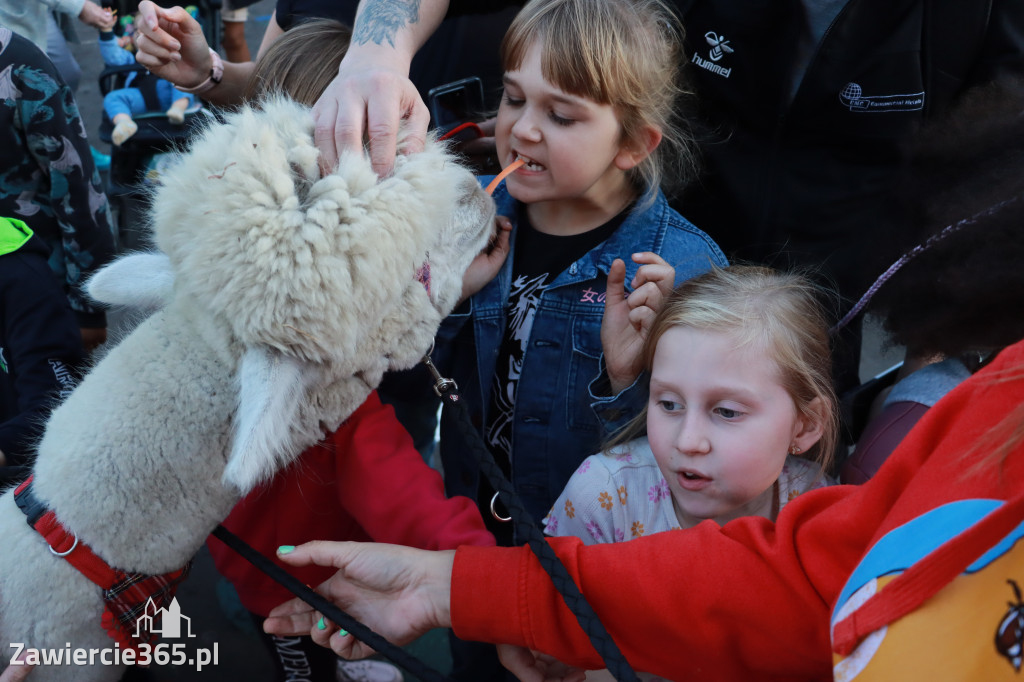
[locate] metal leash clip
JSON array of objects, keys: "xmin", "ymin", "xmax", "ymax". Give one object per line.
[
  {"xmin": 422, "ymin": 342, "xmax": 458, "ymax": 398},
  {"xmin": 489, "ymin": 491, "xmax": 512, "ymax": 523}
]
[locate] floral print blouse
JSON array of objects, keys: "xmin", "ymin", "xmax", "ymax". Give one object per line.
[{"xmin": 544, "ymin": 437, "xmax": 832, "ymax": 544}]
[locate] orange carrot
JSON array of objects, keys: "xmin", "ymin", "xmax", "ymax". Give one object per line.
[{"xmin": 485, "ymin": 158, "xmax": 525, "ymax": 195}]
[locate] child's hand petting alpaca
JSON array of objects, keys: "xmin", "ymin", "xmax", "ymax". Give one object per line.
[
  {"xmin": 601, "ymin": 252, "xmax": 675, "ymax": 394},
  {"xmin": 459, "ymin": 215, "xmax": 512, "ymax": 304}
]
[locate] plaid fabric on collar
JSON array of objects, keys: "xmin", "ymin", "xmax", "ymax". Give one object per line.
[
  {"xmin": 101, "ymin": 563, "xmax": 192, "ymax": 650},
  {"xmin": 14, "ymin": 476, "xmax": 191, "ymax": 651}
]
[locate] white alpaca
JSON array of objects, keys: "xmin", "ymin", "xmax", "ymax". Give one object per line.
[{"xmin": 0, "ymin": 97, "xmax": 494, "ymax": 681}]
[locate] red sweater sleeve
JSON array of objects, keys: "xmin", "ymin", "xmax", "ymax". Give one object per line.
[
  {"xmin": 331, "ymin": 392, "xmax": 495, "ymax": 551},
  {"xmin": 451, "ymin": 340, "xmax": 1024, "ymax": 680},
  {"xmin": 453, "ymin": 486, "xmax": 862, "ymax": 680}
]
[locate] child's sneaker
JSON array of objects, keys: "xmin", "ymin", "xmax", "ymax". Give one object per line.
[
  {"xmin": 166, "ymin": 106, "xmax": 185, "ymax": 124},
  {"xmin": 111, "ymin": 118, "xmax": 138, "ymax": 146},
  {"xmin": 336, "ymin": 659, "xmax": 403, "ymax": 682}
]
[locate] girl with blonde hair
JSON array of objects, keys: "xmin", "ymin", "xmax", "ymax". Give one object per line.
[{"xmin": 546, "ymin": 265, "xmax": 837, "ymax": 556}]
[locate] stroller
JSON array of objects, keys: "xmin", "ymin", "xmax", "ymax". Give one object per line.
[{"xmin": 98, "ymin": 0, "xmax": 223, "ymax": 250}]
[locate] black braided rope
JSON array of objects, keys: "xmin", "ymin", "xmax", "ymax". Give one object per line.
[
  {"xmin": 210, "ymin": 525, "xmax": 453, "ymax": 682},
  {"xmin": 440, "ymin": 390, "xmax": 641, "ymax": 682},
  {"xmin": 210, "ymin": 365, "xmax": 637, "ymax": 680}
]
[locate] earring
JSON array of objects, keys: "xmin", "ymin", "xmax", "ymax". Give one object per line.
[{"xmin": 789, "ymin": 444, "xmax": 801, "ymax": 455}]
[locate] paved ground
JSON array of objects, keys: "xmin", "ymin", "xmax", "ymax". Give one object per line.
[{"xmin": 65, "ymin": 5, "xmax": 902, "ymax": 680}]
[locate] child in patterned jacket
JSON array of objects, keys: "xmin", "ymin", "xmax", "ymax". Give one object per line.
[{"xmin": 545, "ymin": 266, "xmax": 838, "ymax": 547}]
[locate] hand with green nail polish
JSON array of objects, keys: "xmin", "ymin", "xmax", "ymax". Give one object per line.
[{"xmin": 264, "ymin": 541, "xmax": 455, "ymax": 660}]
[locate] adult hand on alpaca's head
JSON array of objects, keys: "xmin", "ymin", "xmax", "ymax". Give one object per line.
[{"xmin": 311, "ymin": 41, "xmax": 431, "ymax": 177}]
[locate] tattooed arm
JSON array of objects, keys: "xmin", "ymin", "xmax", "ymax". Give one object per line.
[{"xmin": 312, "ymin": 0, "xmax": 448, "ymax": 176}]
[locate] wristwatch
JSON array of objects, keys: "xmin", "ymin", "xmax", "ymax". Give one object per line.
[{"xmin": 177, "ymin": 48, "xmax": 224, "ymax": 95}]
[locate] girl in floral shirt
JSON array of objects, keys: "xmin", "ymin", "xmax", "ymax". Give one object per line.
[{"xmin": 545, "ymin": 266, "xmax": 837, "ymax": 546}]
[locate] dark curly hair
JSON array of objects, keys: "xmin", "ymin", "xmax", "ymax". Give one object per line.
[{"xmin": 867, "ymin": 79, "xmax": 1024, "ymax": 358}]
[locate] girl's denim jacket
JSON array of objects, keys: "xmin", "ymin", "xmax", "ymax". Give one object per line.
[{"xmin": 433, "ymin": 181, "xmax": 727, "ymax": 529}]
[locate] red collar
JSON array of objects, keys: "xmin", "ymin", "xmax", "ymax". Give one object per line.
[{"xmin": 14, "ymin": 476, "xmax": 190, "ymax": 651}]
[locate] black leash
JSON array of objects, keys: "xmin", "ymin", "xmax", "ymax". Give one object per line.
[
  {"xmin": 212, "ymin": 350, "xmax": 638, "ymax": 681},
  {"xmin": 422, "ymin": 356, "xmax": 640, "ymax": 682},
  {"xmin": 209, "ymin": 524, "xmax": 453, "ymax": 682}
]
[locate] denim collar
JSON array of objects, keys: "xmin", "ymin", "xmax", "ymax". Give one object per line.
[{"xmin": 487, "ymin": 181, "xmax": 671, "ymax": 291}]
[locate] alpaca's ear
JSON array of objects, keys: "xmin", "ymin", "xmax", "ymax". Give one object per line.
[
  {"xmin": 222, "ymin": 347, "xmax": 316, "ymax": 493},
  {"xmin": 87, "ymin": 253, "xmax": 175, "ymax": 309}
]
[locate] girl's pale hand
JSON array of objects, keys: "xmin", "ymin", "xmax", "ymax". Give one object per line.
[
  {"xmin": 459, "ymin": 215, "xmax": 512, "ymax": 304},
  {"xmin": 264, "ymin": 542, "xmax": 454, "ymax": 660},
  {"xmin": 601, "ymin": 253, "xmax": 675, "ymax": 394},
  {"xmin": 630, "ymin": 251, "xmax": 675, "ymax": 300},
  {"xmin": 134, "ymin": 1, "xmax": 211, "ymax": 89}
]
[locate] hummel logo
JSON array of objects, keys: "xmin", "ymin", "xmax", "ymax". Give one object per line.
[
  {"xmin": 693, "ymin": 31, "xmax": 734, "ymax": 79},
  {"xmin": 704, "ymin": 32, "xmax": 733, "ymax": 62}
]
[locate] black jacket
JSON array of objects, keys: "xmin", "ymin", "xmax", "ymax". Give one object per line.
[
  {"xmin": 0, "ymin": 228, "xmax": 84, "ymax": 467},
  {"xmin": 453, "ymin": 0, "xmax": 1024, "ymax": 303},
  {"xmin": 675, "ymin": 0, "xmax": 1024, "ymax": 303}
]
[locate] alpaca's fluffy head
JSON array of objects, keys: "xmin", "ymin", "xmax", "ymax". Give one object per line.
[
  {"xmin": 151, "ymin": 95, "xmax": 492, "ymax": 368},
  {"xmin": 90, "ymin": 96, "xmax": 494, "ymax": 492}
]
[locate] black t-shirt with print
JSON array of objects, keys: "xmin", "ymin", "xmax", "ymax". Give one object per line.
[{"xmin": 482, "ymin": 202, "xmax": 629, "ymax": 543}]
